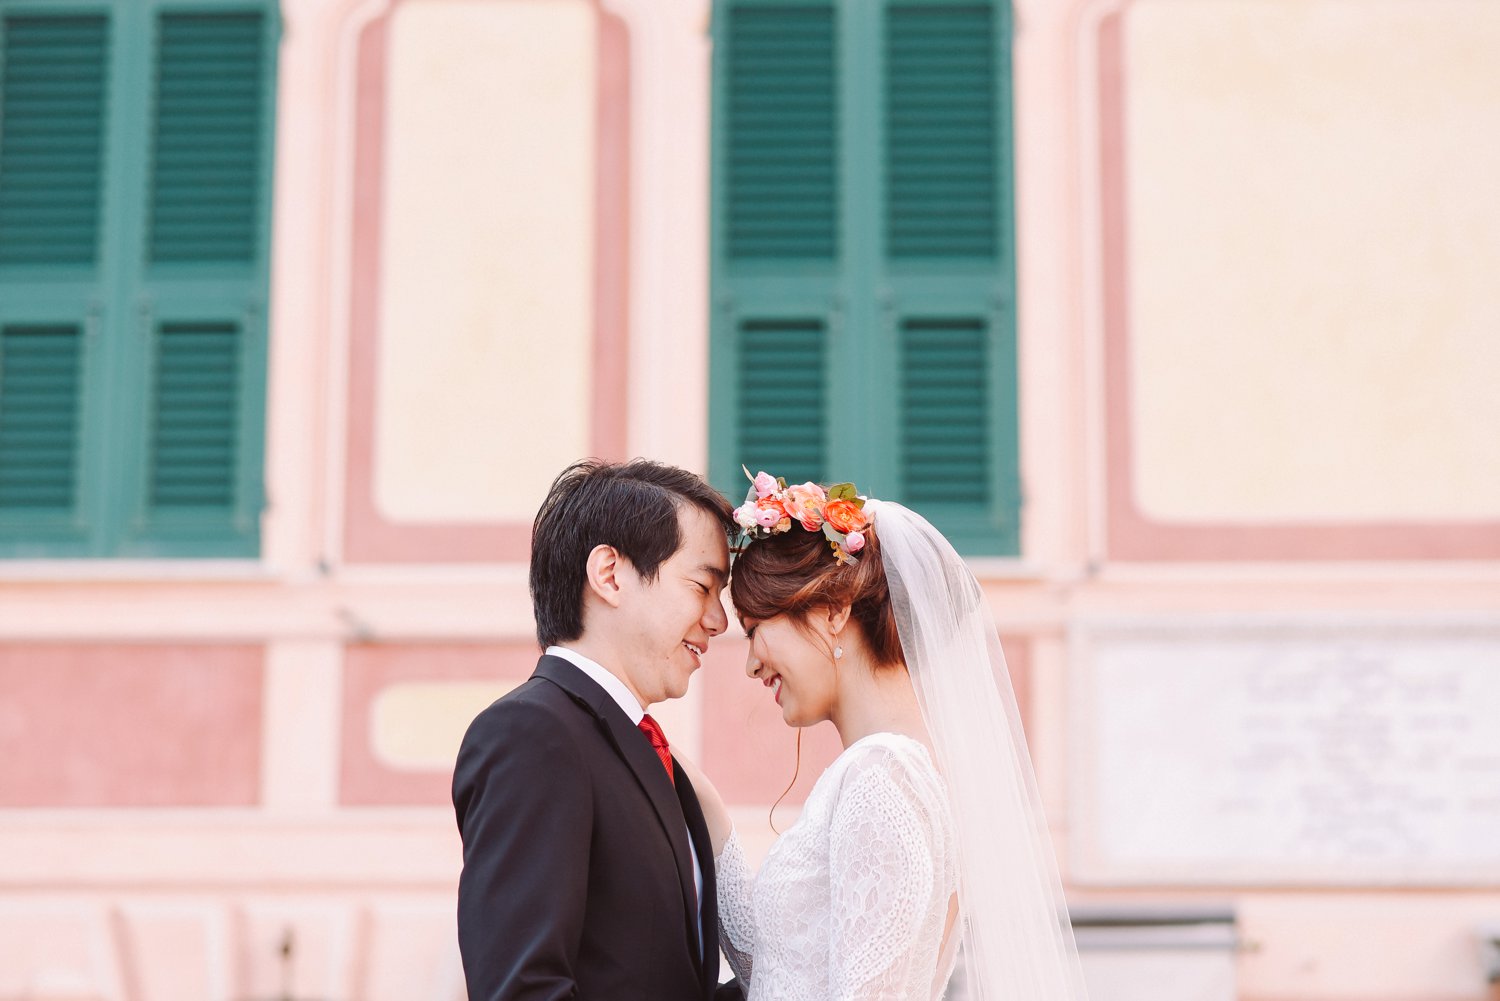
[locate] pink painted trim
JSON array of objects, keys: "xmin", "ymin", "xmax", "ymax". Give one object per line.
[
  {"xmin": 342, "ymin": 3, "xmax": 632, "ymax": 563},
  {"xmin": 340, "ymin": 642, "xmax": 541, "ymax": 806},
  {"xmin": 591, "ymin": 8, "xmax": 631, "ymax": 461},
  {"xmin": 1096, "ymin": 9, "xmax": 1500, "ymax": 562}
]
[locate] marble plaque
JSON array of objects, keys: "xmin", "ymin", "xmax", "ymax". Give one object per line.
[{"xmin": 1071, "ymin": 619, "xmax": 1500, "ymax": 885}]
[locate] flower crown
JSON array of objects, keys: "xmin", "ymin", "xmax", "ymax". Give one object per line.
[{"xmin": 731, "ymin": 466, "xmax": 871, "ymax": 565}]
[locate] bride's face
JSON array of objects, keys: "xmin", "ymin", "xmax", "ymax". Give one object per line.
[{"xmin": 741, "ymin": 613, "xmax": 839, "ymax": 727}]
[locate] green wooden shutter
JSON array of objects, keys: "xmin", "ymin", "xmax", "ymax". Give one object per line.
[
  {"xmin": 899, "ymin": 316, "xmax": 987, "ymax": 503},
  {"xmin": 0, "ymin": 2, "xmax": 274, "ymax": 559},
  {"xmin": 148, "ymin": 320, "xmax": 242, "ymax": 509},
  {"xmin": 0, "ymin": 14, "xmax": 109, "ymax": 267},
  {"xmin": 147, "ymin": 11, "xmax": 266, "ymax": 264},
  {"xmin": 723, "ymin": 4, "xmax": 838, "ymax": 262},
  {"xmin": 885, "ymin": 4, "xmax": 998, "ymax": 260},
  {"xmin": 119, "ymin": 7, "xmax": 272, "ymax": 556},
  {"xmin": 0, "ymin": 12, "xmax": 110, "ymax": 553},
  {"xmin": 0, "ymin": 325, "xmax": 85, "ymax": 514},
  {"xmin": 711, "ymin": 1, "xmax": 840, "ymax": 496},
  {"xmin": 736, "ymin": 317, "xmax": 827, "ymax": 485},
  {"xmin": 716, "ymin": 1, "xmax": 1018, "ymax": 552},
  {"xmin": 882, "ymin": 2, "xmax": 1018, "ymax": 553}
]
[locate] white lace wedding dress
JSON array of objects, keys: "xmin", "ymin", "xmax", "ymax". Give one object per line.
[{"xmin": 715, "ymin": 732, "xmax": 959, "ymax": 1001}]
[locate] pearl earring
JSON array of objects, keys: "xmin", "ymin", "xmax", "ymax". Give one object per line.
[{"xmin": 834, "ymin": 645, "xmax": 844, "ymax": 659}]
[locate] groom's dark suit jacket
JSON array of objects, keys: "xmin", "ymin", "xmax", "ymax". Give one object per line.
[{"xmin": 454, "ymin": 655, "xmax": 732, "ymax": 1001}]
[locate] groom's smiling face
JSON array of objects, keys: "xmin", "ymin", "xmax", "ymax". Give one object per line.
[{"xmin": 613, "ymin": 503, "xmax": 731, "ymax": 707}]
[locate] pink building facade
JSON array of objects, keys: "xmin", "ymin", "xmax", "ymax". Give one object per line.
[{"xmin": 1, "ymin": 0, "xmax": 1498, "ymax": 998}]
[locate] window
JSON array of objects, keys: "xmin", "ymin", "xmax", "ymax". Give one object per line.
[
  {"xmin": 709, "ymin": 0, "xmax": 1019, "ymax": 554},
  {"xmin": 0, "ymin": 2, "xmax": 276, "ymax": 558}
]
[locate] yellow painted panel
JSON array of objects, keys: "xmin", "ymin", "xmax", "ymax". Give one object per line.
[
  {"xmin": 1126, "ymin": 0, "xmax": 1500, "ymax": 521},
  {"xmin": 375, "ymin": 0, "xmax": 597, "ymax": 522},
  {"xmin": 370, "ymin": 681, "xmax": 518, "ymax": 770}
]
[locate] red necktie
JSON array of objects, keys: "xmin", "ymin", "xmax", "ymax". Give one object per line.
[{"xmin": 637, "ymin": 714, "xmax": 674, "ymax": 786}]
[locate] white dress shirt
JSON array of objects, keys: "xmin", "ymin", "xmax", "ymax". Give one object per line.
[{"xmin": 545, "ymin": 645, "xmax": 705, "ymax": 950}]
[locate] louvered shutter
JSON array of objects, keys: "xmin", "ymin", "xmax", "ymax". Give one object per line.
[
  {"xmin": 735, "ymin": 318, "xmax": 827, "ymax": 486},
  {"xmin": 899, "ymin": 317, "xmax": 988, "ymax": 504},
  {"xmin": 0, "ymin": 3, "xmax": 274, "ymax": 559},
  {"xmin": 0, "ymin": 14, "xmax": 109, "ymax": 266},
  {"xmin": 0, "ymin": 14, "xmax": 108, "ymax": 265},
  {"xmin": 885, "ymin": 4, "xmax": 999, "ymax": 260},
  {"xmin": 0, "ymin": 13, "xmax": 109, "ymax": 550},
  {"xmin": 0, "ymin": 325, "xmax": 85, "ymax": 515},
  {"xmin": 883, "ymin": 2, "xmax": 1018, "ymax": 553},
  {"xmin": 712, "ymin": 0, "xmax": 1017, "ymax": 551},
  {"xmin": 126, "ymin": 8, "xmax": 271, "ymax": 555},
  {"xmin": 149, "ymin": 321, "xmax": 241, "ymax": 510},
  {"xmin": 147, "ymin": 11, "xmax": 266, "ymax": 265},
  {"xmin": 711, "ymin": 1, "xmax": 839, "ymax": 495},
  {"xmin": 723, "ymin": 4, "xmax": 838, "ymax": 262}
]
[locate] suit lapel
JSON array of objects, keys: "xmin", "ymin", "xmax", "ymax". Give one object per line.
[{"xmin": 533, "ymin": 656, "xmax": 701, "ymax": 963}]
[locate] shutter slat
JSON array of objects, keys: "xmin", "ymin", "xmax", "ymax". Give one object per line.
[
  {"xmin": 0, "ymin": 325, "xmax": 83, "ymax": 511},
  {"xmin": 147, "ymin": 11, "xmax": 267, "ymax": 264},
  {"xmin": 149, "ymin": 322, "xmax": 241, "ymax": 509},
  {"xmin": 901, "ymin": 317, "xmax": 988, "ymax": 504},
  {"xmin": 886, "ymin": 5, "xmax": 999, "ymax": 260},
  {"xmin": 736, "ymin": 318, "xmax": 825, "ymax": 484},
  {"xmin": 0, "ymin": 14, "xmax": 109, "ymax": 266},
  {"xmin": 724, "ymin": 4, "xmax": 837, "ymax": 261}
]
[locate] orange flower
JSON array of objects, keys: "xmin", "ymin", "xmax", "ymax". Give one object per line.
[{"xmin": 823, "ymin": 498, "xmax": 869, "ymax": 534}]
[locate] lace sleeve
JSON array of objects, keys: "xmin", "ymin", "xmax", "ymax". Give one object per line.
[
  {"xmin": 826, "ymin": 749, "xmax": 941, "ymax": 1001},
  {"xmin": 715, "ymin": 827, "xmax": 756, "ymax": 984}
]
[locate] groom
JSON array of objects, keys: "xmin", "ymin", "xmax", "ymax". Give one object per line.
[{"xmin": 454, "ymin": 459, "xmax": 740, "ymax": 1001}]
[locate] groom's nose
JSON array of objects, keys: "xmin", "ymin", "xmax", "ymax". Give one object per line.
[{"xmin": 703, "ymin": 595, "xmax": 728, "ymax": 635}]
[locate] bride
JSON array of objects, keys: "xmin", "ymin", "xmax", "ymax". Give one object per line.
[{"xmin": 679, "ymin": 472, "xmax": 1091, "ymax": 1001}]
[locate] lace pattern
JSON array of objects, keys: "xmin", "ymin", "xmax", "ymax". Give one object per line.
[
  {"xmin": 717, "ymin": 830, "xmax": 757, "ymax": 983},
  {"xmin": 715, "ymin": 733, "xmax": 957, "ymax": 1001}
]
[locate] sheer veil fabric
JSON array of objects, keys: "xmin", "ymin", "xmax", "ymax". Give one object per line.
[{"xmin": 865, "ymin": 500, "xmax": 1090, "ymax": 1001}]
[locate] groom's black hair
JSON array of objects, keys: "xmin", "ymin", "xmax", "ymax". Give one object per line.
[{"xmin": 531, "ymin": 458, "xmax": 734, "ymax": 648}]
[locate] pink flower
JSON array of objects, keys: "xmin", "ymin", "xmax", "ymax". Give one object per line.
[
  {"xmin": 755, "ymin": 505, "xmax": 782, "ymax": 529},
  {"xmin": 843, "ymin": 530, "xmax": 865, "ymax": 553},
  {"xmin": 734, "ymin": 502, "xmax": 760, "ymax": 529},
  {"xmin": 753, "ymin": 471, "xmax": 779, "ymax": 499},
  {"xmin": 782, "ymin": 482, "xmax": 827, "ymax": 531}
]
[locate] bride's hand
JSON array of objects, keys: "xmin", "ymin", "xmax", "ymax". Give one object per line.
[{"xmin": 673, "ymin": 747, "xmax": 732, "ymax": 856}]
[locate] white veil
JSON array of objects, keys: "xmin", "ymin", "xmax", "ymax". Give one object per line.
[{"xmin": 866, "ymin": 500, "xmax": 1090, "ymax": 1001}]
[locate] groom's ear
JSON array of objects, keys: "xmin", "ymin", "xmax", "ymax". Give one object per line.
[{"xmin": 585, "ymin": 543, "xmax": 625, "ymax": 608}]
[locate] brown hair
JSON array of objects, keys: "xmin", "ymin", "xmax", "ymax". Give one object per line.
[
  {"xmin": 729, "ymin": 517, "xmax": 904, "ymax": 669},
  {"xmin": 531, "ymin": 459, "xmax": 734, "ymax": 648}
]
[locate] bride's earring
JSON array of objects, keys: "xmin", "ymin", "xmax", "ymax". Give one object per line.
[{"xmin": 833, "ymin": 638, "xmax": 844, "ymax": 660}]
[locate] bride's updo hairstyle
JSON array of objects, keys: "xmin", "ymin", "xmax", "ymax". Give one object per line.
[{"xmin": 730, "ymin": 516, "xmax": 904, "ymax": 671}]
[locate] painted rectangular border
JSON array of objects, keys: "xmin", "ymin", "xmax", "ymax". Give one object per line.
[
  {"xmin": 1089, "ymin": 2, "xmax": 1500, "ymax": 561},
  {"xmin": 340, "ymin": 1, "xmax": 631, "ymax": 564},
  {"xmin": 339, "ymin": 641, "xmax": 540, "ymax": 806}
]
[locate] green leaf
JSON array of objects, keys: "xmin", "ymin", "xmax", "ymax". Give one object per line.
[
  {"xmin": 828, "ymin": 482, "xmax": 856, "ymax": 501},
  {"xmin": 822, "ymin": 522, "xmax": 842, "ymax": 543}
]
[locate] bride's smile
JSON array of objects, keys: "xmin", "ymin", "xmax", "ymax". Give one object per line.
[
  {"xmin": 755, "ymin": 671, "xmax": 784, "ymax": 706},
  {"xmin": 741, "ymin": 613, "xmax": 844, "ymax": 727}
]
